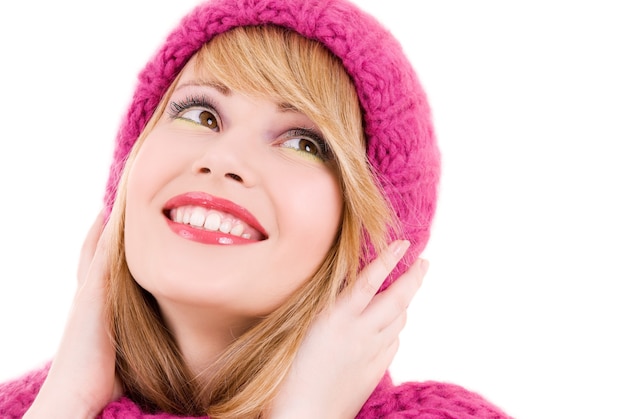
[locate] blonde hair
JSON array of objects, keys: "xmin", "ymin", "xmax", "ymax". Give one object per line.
[{"xmin": 105, "ymin": 25, "xmax": 397, "ymax": 418}]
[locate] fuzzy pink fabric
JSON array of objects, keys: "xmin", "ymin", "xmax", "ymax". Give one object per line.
[
  {"xmin": 103, "ymin": 0, "xmax": 440, "ymax": 290},
  {"xmin": 0, "ymin": 366, "xmax": 512, "ymax": 418},
  {"xmin": 0, "ymin": 1, "xmax": 507, "ymax": 417}
]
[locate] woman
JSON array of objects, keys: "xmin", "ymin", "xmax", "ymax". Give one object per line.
[{"xmin": 0, "ymin": 0, "xmax": 510, "ymax": 417}]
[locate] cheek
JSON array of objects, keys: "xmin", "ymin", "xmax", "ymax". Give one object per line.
[
  {"xmin": 294, "ymin": 177, "xmax": 343, "ymax": 233},
  {"xmin": 124, "ymin": 131, "xmax": 193, "ymax": 223},
  {"xmin": 271, "ymin": 167, "xmax": 343, "ymax": 269},
  {"xmin": 127, "ymin": 136, "xmax": 174, "ymax": 197},
  {"xmin": 123, "ymin": 134, "xmax": 183, "ymax": 284}
]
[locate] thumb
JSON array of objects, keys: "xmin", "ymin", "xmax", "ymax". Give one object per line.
[
  {"xmin": 346, "ymin": 240, "xmax": 410, "ymax": 315},
  {"xmin": 77, "ymin": 212, "xmax": 106, "ymax": 286}
]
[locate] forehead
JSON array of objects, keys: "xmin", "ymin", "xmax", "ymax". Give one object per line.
[
  {"xmin": 176, "ymin": 56, "xmax": 227, "ymax": 92},
  {"xmin": 174, "ymin": 55, "xmax": 303, "ymax": 114}
]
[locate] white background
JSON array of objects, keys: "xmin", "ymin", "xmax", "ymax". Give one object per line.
[{"xmin": 0, "ymin": 1, "xmax": 624, "ymax": 418}]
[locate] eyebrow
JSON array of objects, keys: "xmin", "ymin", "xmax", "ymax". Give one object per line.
[
  {"xmin": 277, "ymin": 102, "xmax": 301, "ymax": 113},
  {"xmin": 175, "ymin": 80, "xmax": 301, "ymax": 113},
  {"xmin": 175, "ymin": 80, "xmax": 231, "ymax": 95}
]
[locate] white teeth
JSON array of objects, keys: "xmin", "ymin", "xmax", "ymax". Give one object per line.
[
  {"xmin": 182, "ymin": 208, "xmax": 192, "ymax": 224},
  {"xmin": 172, "ymin": 208, "xmax": 183, "ymax": 223},
  {"xmin": 170, "ymin": 205, "xmax": 256, "ymax": 239},
  {"xmin": 189, "ymin": 208, "xmax": 205, "ymax": 227},
  {"xmin": 219, "ymin": 220, "xmax": 232, "ymax": 233},
  {"xmin": 230, "ymin": 224, "xmax": 244, "ymax": 237},
  {"xmin": 203, "ymin": 211, "xmax": 221, "ymax": 231}
]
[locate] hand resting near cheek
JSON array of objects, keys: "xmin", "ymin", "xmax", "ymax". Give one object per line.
[
  {"xmin": 21, "ymin": 219, "xmax": 427, "ymax": 419},
  {"xmin": 23, "ymin": 213, "xmax": 122, "ymax": 419},
  {"xmin": 270, "ymin": 240, "xmax": 429, "ymax": 419}
]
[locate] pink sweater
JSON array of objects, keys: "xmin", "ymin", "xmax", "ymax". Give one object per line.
[{"xmin": 0, "ymin": 365, "xmax": 511, "ymax": 418}]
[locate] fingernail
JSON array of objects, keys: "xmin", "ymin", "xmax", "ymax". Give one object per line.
[{"xmin": 392, "ymin": 240, "xmax": 410, "ymax": 258}]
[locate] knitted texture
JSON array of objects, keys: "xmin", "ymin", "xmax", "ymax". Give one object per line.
[
  {"xmin": 0, "ymin": 366, "xmax": 47, "ymax": 418},
  {"xmin": 0, "ymin": 3, "xmax": 513, "ymax": 418},
  {"xmin": 103, "ymin": 0, "xmax": 440, "ymax": 290},
  {"xmin": 0, "ymin": 366, "xmax": 512, "ymax": 418}
]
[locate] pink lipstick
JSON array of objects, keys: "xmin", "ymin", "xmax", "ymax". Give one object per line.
[{"xmin": 163, "ymin": 192, "xmax": 268, "ymax": 245}]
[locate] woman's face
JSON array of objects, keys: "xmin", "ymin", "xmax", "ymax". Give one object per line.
[{"xmin": 124, "ymin": 57, "xmax": 343, "ymax": 320}]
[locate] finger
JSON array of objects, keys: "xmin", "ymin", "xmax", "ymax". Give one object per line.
[
  {"xmin": 377, "ymin": 310, "xmax": 408, "ymax": 346},
  {"xmin": 363, "ymin": 258, "xmax": 428, "ymax": 329},
  {"xmin": 367, "ymin": 337, "xmax": 400, "ymax": 381},
  {"xmin": 77, "ymin": 212, "xmax": 105, "ymax": 285},
  {"xmin": 346, "ymin": 240, "xmax": 410, "ymax": 315}
]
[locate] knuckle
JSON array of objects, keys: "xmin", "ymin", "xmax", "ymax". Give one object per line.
[
  {"xmin": 379, "ymin": 252, "xmax": 397, "ymax": 275},
  {"xmin": 388, "ymin": 338, "xmax": 400, "ymax": 357},
  {"xmin": 399, "ymin": 311, "xmax": 408, "ymax": 329},
  {"xmin": 360, "ymin": 276, "xmax": 379, "ymax": 296},
  {"xmin": 391, "ymin": 293, "xmax": 407, "ymax": 313}
]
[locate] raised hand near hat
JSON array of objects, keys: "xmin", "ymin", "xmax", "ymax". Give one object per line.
[
  {"xmin": 24, "ymin": 212, "xmax": 120, "ymax": 419},
  {"xmin": 270, "ymin": 240, "xmax": 428, "ymax": 419}
]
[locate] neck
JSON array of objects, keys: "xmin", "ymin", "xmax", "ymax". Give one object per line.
[{"xmin": 157, "ymin": 298, "xmax": 255, "ymax": 376}]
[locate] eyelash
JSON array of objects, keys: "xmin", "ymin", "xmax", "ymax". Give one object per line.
[
  {"xmin": 168, "ymin": 95, "xmax": 220, "ymax": 124},
  {"xmin": 284, "ymin": 128, "xmax": 332, "ymax": 162},
  {"xmin": 167, "ymin": 95, "xmax": 332, "ymax": 161}
]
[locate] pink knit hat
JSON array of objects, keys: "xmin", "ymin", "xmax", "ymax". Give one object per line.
[{"xmin": 104, "ymin": 0, "xmax": 440, "ymax": 289}]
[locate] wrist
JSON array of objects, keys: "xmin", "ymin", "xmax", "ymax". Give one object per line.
[
  {"xmin": 269, "ymin": 404, "xmax": 341, "ymax": 419},
  {"xmin": 24, "ymin": 379, "xmax": 102, "ymax": 419},
  {"xmin": 24, "ymin": 400, "xmax": 96, "ymax": 419}
]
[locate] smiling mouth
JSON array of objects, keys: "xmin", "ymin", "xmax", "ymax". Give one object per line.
[{"xmin": 165, "ymin": 205, "xmax": 267, "ymax": 241}]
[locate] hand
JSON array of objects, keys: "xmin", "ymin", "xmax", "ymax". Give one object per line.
[
  {"xmin": 270, "ymin": 240, "xmax": 428, "ymax": 419},
  {"xmin": 24, "ymin": 213, "xmax": 121, "ymax": 419}
]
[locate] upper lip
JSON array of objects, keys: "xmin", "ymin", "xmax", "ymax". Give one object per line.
[{"xmin": 163, "ymin": 191, "xmax": 269, "ymax": 240}]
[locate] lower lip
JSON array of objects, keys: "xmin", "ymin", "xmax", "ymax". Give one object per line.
[{"xmin": 166, "ymin": 218, "xmax": 256, "ymax": 245}]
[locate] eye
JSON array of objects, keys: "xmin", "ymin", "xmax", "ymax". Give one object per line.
[
  {"xmin": 281, "ymin": 129, "xmax": 331, "ymax": 161},
  {"xmin": 283, "ymin": 138, "xmax": 320, "ymax": 156},
  {"xmin": 179, "ymin": 108, "xmax": 219, "ymax": 130},
  {"xmin": 169, "ymin": 96, "xmax": 221, "ymax": 131}
]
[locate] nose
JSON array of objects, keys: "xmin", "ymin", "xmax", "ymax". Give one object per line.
[{"xmin": 191, "ymin": 133, "xmax": 258, "ymax": 187}]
